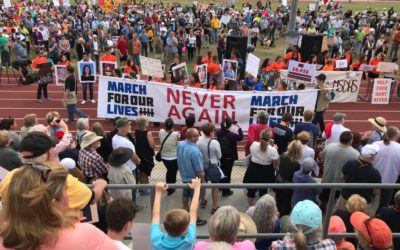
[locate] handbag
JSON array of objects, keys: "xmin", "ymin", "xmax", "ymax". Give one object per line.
[{"xmin": 155, "ymin": 131, "xmax": 172, "ymax": 162}]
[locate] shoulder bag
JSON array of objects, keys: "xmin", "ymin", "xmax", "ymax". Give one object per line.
[{"xmin": 155, "ymin": 131, "xmax": 172, "ymax": 162}]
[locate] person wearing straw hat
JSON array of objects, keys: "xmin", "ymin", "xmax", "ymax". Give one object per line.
[
  {"xmin": 78, "ymin": 131, "xmax": 109, "ymax": 183},
  {"xmin": 194, "ymin": 205, "xmax": 256, "ymax": 250},
  {"xmin": 361, "ymin": 116, "xmax": 387, "ymax": 145},
  {"xmin": 271, "ymin": 200, "xmax": 336, "ymax": 250}
]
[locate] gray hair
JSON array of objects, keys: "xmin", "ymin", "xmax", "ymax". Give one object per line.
[
  {"xmin": 76, "ymin": 118, "xmax": 89, "ymax": 131},
  {"xmin": 186, "ymin": 128, "xmax": 198, "ymax": 140},
  {"xmin": 208, "ymin": 205, "xmax": 240, "ymax": 244},
  {"xmin": 248, "ymin": 194, "xmax": 278, "ymax": 233},
  {"xmin": 136, "ymin": 116, "xmax": 149, "ymax": 131},
  {"xmin": 383, "ymin": 126, "xmax": 399, "ymax": 145},
  {"xmin": 257, "ymin": 110, "xmax": 268, "ymax": 124}
]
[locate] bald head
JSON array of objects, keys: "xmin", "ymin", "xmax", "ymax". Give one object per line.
[{"xmin": 186, "ymin": 128, "xmax": 200, "ymax": 142}]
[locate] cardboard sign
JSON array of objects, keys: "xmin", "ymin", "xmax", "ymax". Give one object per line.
[
  {"xmin": 359, "ymin": 64, "xmax": 374, "ymax": 72},
  {"xmin": 140, "ymin": 56, "xmax": 164, "ymax": 78},
  {"xmin": 376, "ymin": 62, "xmax": 399, "ymax": 73},
  {"xmin": 371, "ymin": 78, "xmax": 392, "ymax": 104},
  {"xmin": 245, "ymin": 53, "xmax": 260, "ymax": 78},
  {"xmin": 335, "ymin": 59, "xmax": 348, "ymax": 69}
]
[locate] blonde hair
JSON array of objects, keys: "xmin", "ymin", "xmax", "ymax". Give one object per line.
[
  {"xmin": 23, "ymin": 114, "xmax": 37, "ymax": 128},
  {"xmin": 346, "ymin": 194, "xmax": 368, "ymax": 213},
  {"xmin": 136, "ymin": 115, "xmax": 149, "ymax": 131},
  {"xmin": 45, "ymin": 111, "xmax": 60, "ymax": 124},
  {"xmin": 208, "ymin": 206, "xmax": 240, "ymax": 244},
  {"xmin": 0, "ymin": 163, "xmax": 76, "ymax": 249},
  {"xmin": 303, "ymin": 110, "xmax": 314, "ymax": 122},
  {"xmin": 293, "ymin": 225, "xmax": 322, "ymax": 250},
  {"xmin": 0, "ymin": 130, "xmax": 11, "ymax": 148},
  {"xmin": 286, "ymin": 140, "xmax": 303, "ymax": 162},
  {"xmin": 163, "ymin": 209, "xmax": 190, "ymax": 237},
  {"xmin": 297, "ymin": 131, "xmax": 310, "ymax": 145},
  {"xmin": 260, "ymin": 129, "xmax": 271, "ymax": 152}
]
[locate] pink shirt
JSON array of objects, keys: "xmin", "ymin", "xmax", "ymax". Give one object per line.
[
  {"xmin": 194, "ymin": 240, "xmax": 256, "ymax": 250},
  {"xmin": 0, "ymin": 223, "xmax": 119, "ymax": 250}
]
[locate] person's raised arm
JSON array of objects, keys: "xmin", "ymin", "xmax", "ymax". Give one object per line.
[
  {"xmin": 91, "ymin": 178, "xmax": 107, "ymax": 204},
  {"xmin": 152, "ymin": 182, "xmax": 168, "ymax": 224},
  {"xmin": 187, "ymin": 178, "xmax": 201, "ymax": 224}
]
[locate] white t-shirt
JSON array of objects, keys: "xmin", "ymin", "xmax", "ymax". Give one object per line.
[
  {"xmin": 250, "ymin": 141, "xmax": 279, "ymax": 165},
  {"xmin": 372, "ymin": 140, "xmax": 400, "ymax": 183},
  {"xmin": 113, "ymin": 240, "xmax": 131, "ymax": 250},
  {"xmin": 301, "ymin": 144, "xmax": 315, "ymax": 160},
  {"xmin": 324, "ymin": 123, "xmax": 350, "ymax": 146},
  {"xmin": 112, "ymin": 134, "xmax": 136, "ymax": 171}
]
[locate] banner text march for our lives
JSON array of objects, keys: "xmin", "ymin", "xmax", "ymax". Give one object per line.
[{"xmin": 97, "ymin": 76, "xmax": 318, "ymax": 131}]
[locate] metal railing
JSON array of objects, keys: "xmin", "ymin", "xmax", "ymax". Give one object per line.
[{"xmin": 103, "ymin": 183, "xmax": 400, "ymax": 239}]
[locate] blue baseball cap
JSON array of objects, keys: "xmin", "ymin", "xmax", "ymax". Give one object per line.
[{"xmin": 291, "ymin": 200, "xmax": 322, "ymax": 235}]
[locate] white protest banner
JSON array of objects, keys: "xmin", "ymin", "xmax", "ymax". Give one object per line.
[
  {"xmin": 335, "ymin": 59, "xmax": 348, "ymax": 69},
  {"xmin": 97, "ymin": 76, "xmax": 318, "ymax": 131},
  {"xmin": 140, "ymin": 56, "xmax": 164, "ymax": 78},
  {"xmin": 376, "ymin": 62, "xmax": 399, "ymax": 73},
  {"xmin": 3, "ymin": 0, "xmax": 11, "ymax": 8},
  {"xmin": 53, "ymin": 0, "xmax": 61, "ymax": 7},
  {"xmin": 287, "ymin": 60, "xmax": 316, "ymax": 83},
  {"xmin": 371, "ymin": 78, "xmax": 392, "ymax": 104},
  {"xmin": 280, "ymin": 70, "xmax": 362, "ymax": 103},
  {"xmin": 245, "ymin": 53, "xmax": 260, "ymax": 78}
]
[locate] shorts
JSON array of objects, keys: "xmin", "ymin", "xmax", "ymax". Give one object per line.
[
  {"xmin": 138, "ymin": 158, "xmax": 154, "ymax": 176},
  {"xmin": 182, "ymin": 184, "xmax": 194, "ymax": 198},
  {"xmin": 205, "ymin": 166, "xmax": 221, "ymax": 183}
]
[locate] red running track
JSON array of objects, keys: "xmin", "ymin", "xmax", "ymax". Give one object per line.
[{"xmin": 0, "ymin": 75, "xmax": 399, "ymax": 138}]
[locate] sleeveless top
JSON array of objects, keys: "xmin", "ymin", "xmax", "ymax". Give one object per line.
[{"xmin": 134, "ymin": 130, "xmax": 155, "ymax": 160}]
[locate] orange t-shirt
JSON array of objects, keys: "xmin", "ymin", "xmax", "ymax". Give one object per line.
[
  {"xmin": 369, "ymin": 59, "xmax": 382, "ymax": 75},
  {"xmin": 192, "ymin": 82, "xmax": 201, "ymax": 88},
  {"xmin": 322, "ymin": 64, "xmax": 334, "ymax": 71},
  {"xmin": 284, "ymin": 52, "xmax": 302, "ymax": 62},
  {"xmin": 208, "ymin": 63, "xmax": 220, "ymax": 75},
  {"xmin": 100, "ymin": 54, "xmax": 116, "ymax": 62},
  {"xmin": 209, "ymin": 85, "xmax": 218, "ymax": 90},
  {"xmin": 271, "ymin": 62, "xmax": 285, "ymax": 70},
  {"xmin": 351, "ymin": 61, "xmax": 362, "ymax": 71},
  {"xmin": 203, "ymin": 56, "xmax": 212, "ymax": 65},
  {"xmin": 32, "ymin": 57, "xmax": 49, "ymax": 69},
  {"xmin": 58, "ymin": 61, "xmax": 72, "ymax": 66},
  {"xmin": 261, "ymin": 65, "xmax": 273, "ymax": 72}
]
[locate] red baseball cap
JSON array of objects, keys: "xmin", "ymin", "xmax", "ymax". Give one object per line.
[
  {"xmin": 329, "ymin": 215, "xmax": 346, "ymax": 233},
  {"xmin": 350, "ymin": 211, "xmax": 392, "ymax": 249}
]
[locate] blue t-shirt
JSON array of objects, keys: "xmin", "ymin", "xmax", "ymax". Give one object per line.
[
  {"xmin": 150, "ymin": 223, "xmax": 196, "ymax": 250},
  {"xmin": 294, "ymin": 122, "xmax": 319, "ymax": 147},
  {"xmin": 177, "ymin": 141, "xmax": 203, "ymax": 182}
]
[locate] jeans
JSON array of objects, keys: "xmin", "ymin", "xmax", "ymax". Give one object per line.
[
  {"xmin": 187, "ymin": 47, "xmax": 195, "ymax": 61},
  {"xmin": 141, "ymin": 43, "xmax": 148, "ymax": 57},
  {"xmin": 162, "ymin": 159, "xmax": 178, "ymax": 184},
  {"xmin": 132, "ymin": 54, "xmax": 140, "ymax": 66},
  {"xmin": 82, "ymin": 82, "xmax": 94, "ymax": 101},
  {"xmin": 211, "ymin": 28, "xmax": 218, "ymax": 43},
  {"xmin": 66, "ymin": 104, "xmax": 87, "ymax": 122},
  {"xmin": 312, "ymin": 110, "xmax": 325, "ymax": 133},
  {"xmin": 37, "ymin": 83, "xmax": 48, "ymax": 100},
  {"xmin": 1, "ymin": 51, "xmax": 11, "ymax": 67}
]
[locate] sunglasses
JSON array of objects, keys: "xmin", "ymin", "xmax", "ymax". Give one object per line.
[{"xmin": 26, "ymin": 162, "xmax": 52, "ymax": 183}]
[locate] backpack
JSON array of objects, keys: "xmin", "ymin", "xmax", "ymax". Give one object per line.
[{"xmin": 218, "ymin": 132, "xmax": 232, "ymax": 159}]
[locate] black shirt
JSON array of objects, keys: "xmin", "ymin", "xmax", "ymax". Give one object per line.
[
  {"xmin": 278, "ymin": 155, "xmax": 300, "ymax": 182},
  {"xmin": 378, "ymin": 207, "xmax": 400, "ymax": 250},
  {"xmin": 65, "ymin": 74, "xmax": 76, "ymax": 92},
  {"xmin": 341, "ymin": 159, "xmax": 381, "ymax": 203},
  {"xmin": 271, "ymin": 123, "xmax": 293, "ymax": 155}
]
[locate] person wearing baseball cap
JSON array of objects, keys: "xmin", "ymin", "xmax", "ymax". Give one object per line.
[
  {"xmin": 271, "ymin": 200, "xmax": 336, "ymax": 249},
  {"xmin": 0, "ymin": 131, "xmax": 107, "ymax": 212},
  {"xmin": 350, "ymin": 211, "xmax": 393, "ymax": 250},
  {"xmin": 313, "ymin": 73, "xmax": 332, "ymax": 134},
  {"xmin": 335, "ymin": 144, "xmax": 381, "ymax": 213},
  {"xmin": 328, "ymin": 216, "xmax": 355, "ymax": 250}
]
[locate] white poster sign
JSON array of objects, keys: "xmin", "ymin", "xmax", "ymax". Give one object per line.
[
  {"xmin": 245, "ymin": 53, "xmax": 260, "ymax": 78},
  {"xmin": 335, "ymin": 59, "xmax": 348, "ymax": 69},
  {"xmin": 63, "ymin": 0, "xmax": 71, "ymax": 6},
  {"xmin": 140, "ymin": 56, "xmax": 164, "ymax": 78},
  {"xmin": 97, "ymin": 76, "xmax": 319, "ymax": 131},
  {"xmin": 287, "ymin": 60, "xmax": 317, "ymax": 83},
  {"xmin": 54, "ymin": 65, "xmax": 68, "ymax": 86},
  {"xmin": 281, "ymin": 70, "xmax": 362, "ymax": 103},
  {"xmin": 376, "ymin": 62, "xmax": 399, "ymax": 73},
  {"xmin": 3, "ymin": 0, "xmax": 11, "ymax": 8},
  {"xmin": 371, "ymin": 78, "xmax": 392, "ymax": 104},
  {"xmin": 220, "ymin": 15, "xmax": 231, "ymax": 25}
]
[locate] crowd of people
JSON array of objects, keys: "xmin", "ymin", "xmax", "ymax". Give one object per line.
[{"xmin": 0, "ymin": 0, "xmax": 400, "ymax": 249}]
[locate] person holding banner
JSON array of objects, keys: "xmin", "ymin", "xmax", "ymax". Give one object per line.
[{"xmin": 313, "ymin": 74, "xmax": 332, "ymax": 134}]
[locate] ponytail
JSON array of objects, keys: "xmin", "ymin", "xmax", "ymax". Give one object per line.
[
  {"xmin": 293, "ymin": 227, "xmax": 308, "ymax": 250},
  {"xmin": 260, "ymin": 138, "xmax": 269, "ymax": 152},
  {"xmin": 383, "ymin": 132, "xmax": 390, "ymax": 145},
  {"xmin": 259, "ymin": 129, "xmax": 271, "ymax": 152}
]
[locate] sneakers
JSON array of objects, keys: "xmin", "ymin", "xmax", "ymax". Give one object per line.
[
  {"xmin": 90, "ymin": 99, "xmax": 96, "ymax": 103},
  {"xmin": 36, "ymin": 99, "xmax": 43, "ymax": 103},
  {"xmin": 196, "ymin": 218, "xmax": 207, "ymax": 226},
  {"xmin": 81, "ymin": 100, "xmax": 86, "ymax": 104},
  {"xmin": 45, "ymin": 97, "xmax": 52, "ymax": 101}
]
